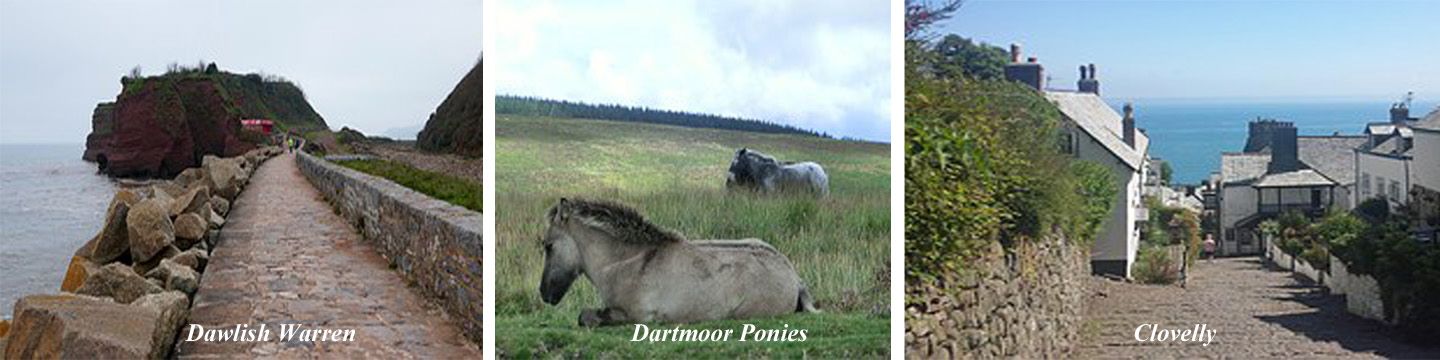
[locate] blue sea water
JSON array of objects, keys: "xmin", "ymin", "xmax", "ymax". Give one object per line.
[
  {"xmin": 1110, "ymin": 99, "xmax": 1438, "ymax": 184},
  {"xmin": 0, "ymin": 144, "xmax": 117, "ymax": 317}
]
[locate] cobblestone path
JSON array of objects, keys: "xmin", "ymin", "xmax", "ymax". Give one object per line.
[
  {"xmin": 175, "ymin": 153, "xmax": 481, "ymax": 358},
  {"xmin": 1077, "ymin": 257, "xmax": 1437, "ymax": 358}
]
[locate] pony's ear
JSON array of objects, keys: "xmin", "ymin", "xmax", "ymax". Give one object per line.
[
  {"xmin": 737, "ymin": 148, "xmax": 747, "ymax": 155},
  {"xmin": 549, "ymin": 198, "xmax": 571, "ymax": 223}
]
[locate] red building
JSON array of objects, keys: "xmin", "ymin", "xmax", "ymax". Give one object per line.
[{"xmin": 241, "ymin": 119, "xmax": 274, "ymax": 135}]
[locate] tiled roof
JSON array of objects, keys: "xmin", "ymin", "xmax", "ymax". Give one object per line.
[
  {"xmin": 1253, "ymin": 169, "xmax": 1337, "ymax": 188},
  {"xmin": 1297, "ymin": 136, "xmax": 1367, "ymax": 186},
  {"xmin": 1221, "ymin": 152, "xmax": 1270, "ymax": 184},
  {"xmin": 1044, "ymin": 91, "xmax": 1144, "ymax": 169}
]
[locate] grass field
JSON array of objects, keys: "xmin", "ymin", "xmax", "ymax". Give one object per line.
[
  {"xmin": 496, "ymin": 115, "xmax": 891, "ymax": 357},
  {"xmin": 335, "ymin": 158, "xmax": 483, "ymax": 212}
]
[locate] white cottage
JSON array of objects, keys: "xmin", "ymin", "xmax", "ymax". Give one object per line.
[{"xmin": 1002, "ymin": 45, "xmax": 1149, "ymax": 278}]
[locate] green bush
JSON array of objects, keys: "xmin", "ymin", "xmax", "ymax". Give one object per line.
[
  {"xmin": 1133, "ymin": 246, "xmax": 1178, "ymax": 285},
  {"xmin": 904, "ymin": 39, "xmax": 1115, "ymax": 281}
]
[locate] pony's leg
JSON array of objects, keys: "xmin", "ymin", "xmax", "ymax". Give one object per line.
[{"xmin": 578, "ymin": 307, "xmax": 633, "ymax": 327}]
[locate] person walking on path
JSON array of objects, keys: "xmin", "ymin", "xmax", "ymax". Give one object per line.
[{"xmin": 1203, "ymin": 234, "xmax": 1217, "ymax": 263}]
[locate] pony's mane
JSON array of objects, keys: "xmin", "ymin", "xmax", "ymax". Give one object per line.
[{"xmin": 551, "ymin": 198, "xmax": 685, "ymax": 245}]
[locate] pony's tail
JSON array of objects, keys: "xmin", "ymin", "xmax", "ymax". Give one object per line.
[{"xmin": 796, "ymin": 283, "xmax": 820, "ymax": 313}]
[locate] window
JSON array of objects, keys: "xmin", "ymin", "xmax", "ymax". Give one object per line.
[
  {"xmin": 1059, "ymin": 132, "xmax": 1075, "ymax": 155},
  {"xmin": 1361, "ymin": 173, "xmax": 1371, "ymax": 198},
  {"xmin": 1377, "ymin": 177, "xmax": 1387, "ymax": 198},
  {"xmin": 1390, "ymin": 181, "xmax": 1401, "ymax": 201}
]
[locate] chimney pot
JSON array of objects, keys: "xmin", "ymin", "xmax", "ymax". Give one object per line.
[
  {"xmin": 1010, "ymin": 44, "xmax": 1021, "ymax": 63},
  {"xmin": 1079, "ymin": 65, "xmax": 1088, "ymax": 80},
  {"xmin": 1027, "ymin": 57, "xmax": 1038, "ymax": 63},
  {"xmin": 1088, "ymin": 64, "xmax": 1097, "ymax": 78},
  {"xmin": 1122, "ymin": 102, "xmax": 1137, "ymax": 148}
]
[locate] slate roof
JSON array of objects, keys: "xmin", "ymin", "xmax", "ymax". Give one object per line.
[
  {"xmin": 1416, "ymin": 107, "xmax": 1440, "ymax": 132},
  {"xmin": 1220, "ymin": 152, "xmax": 1270, "ymax": 185},
  {"xmin": 1297, "ymin": 136, "xmax": 1368, "ymax": 186},
  {"xmin": 1367, "ymin": 123, "xmax": 1397, "ymax": 136},
  {"xmin": 1253, "ymin": 169, "xmax": 1337, "ymax": 188},
  {"xmin": 1366, "ymin": 136, "xmax": 1409, "ymax": 155},
  {"xmin": 1044, "ymin": 91, "xmax": 1146, "ymax": 169}
]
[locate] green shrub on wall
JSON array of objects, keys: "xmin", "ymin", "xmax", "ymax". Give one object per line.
[{"xmin": 904, "ymin": 39, "xmax": 1116, "ymax": 282}]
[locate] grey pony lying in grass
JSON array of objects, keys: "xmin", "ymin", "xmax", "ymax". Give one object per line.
[
  {"xmin": 539, "ymin": 198, "xmax": 819, "ymax": 327},
  {"xmin": 726, "ymin": 148, "xmax": 830, "ymax": 197}
]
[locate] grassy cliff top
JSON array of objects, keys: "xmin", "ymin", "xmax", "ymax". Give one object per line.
[{"xmin": 121, "ymin": 64, "xmax": 328, "ymax": 132}]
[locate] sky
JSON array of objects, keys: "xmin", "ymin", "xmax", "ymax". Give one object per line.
[
  {"xmin": 940, "ymin": 0, "xmax": 1440, "ymax": 104},
  {"xmin": 0, "ymin": 0, "xmax": 482, "ymax": 144},
  {"xmin": 493, "ymin": 0, "xmax": 893, "ymax": 142}
]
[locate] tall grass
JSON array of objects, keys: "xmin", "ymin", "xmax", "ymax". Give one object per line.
[
  {"xmin": 496, "ymin": 115, "xmax": 890, "ymax": 356},
  {"xmin": 335, "ymin": 159, "xmax": 482, "ymax": 212}
]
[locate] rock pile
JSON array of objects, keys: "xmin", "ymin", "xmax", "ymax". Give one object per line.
[{"xmin": 1, "ymin": 146, "xmax": 283, "ymax": 359}]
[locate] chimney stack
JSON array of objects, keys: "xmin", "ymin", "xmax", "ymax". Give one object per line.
[
  {"xmin": 1003, "ymin": 43, "xmax": 1044, "ymax": 91},
  {"xmin": 1267, "ymin": 123, "xmax": 1300, "ymax": 174},
  {"xmin": 1078, "ymin": 63, "xmax": 1100, "ymax": 95},
  {"xmin": 1391, "ymin": 102, "xmax": 1411, "ymax": 124},
  {"xmin": 1122, "ymin": 103, "xmax": 1136, "ymax": 148}
]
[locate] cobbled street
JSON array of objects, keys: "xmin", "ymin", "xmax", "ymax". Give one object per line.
[{"xmin": 1078, "ymin": 257, "xmax": 1438, "ymax": 358}]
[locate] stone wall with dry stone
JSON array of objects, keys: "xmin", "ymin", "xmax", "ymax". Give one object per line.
[
  {"xmin": 296, "ymin": 152, "xmax": 484, "ymax": 344},
  {"xmin": 905, "ymin": 238, "xmax": 1090, "ymax": 358}
]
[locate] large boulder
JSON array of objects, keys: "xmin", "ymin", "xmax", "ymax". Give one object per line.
[
  {"xmin": 59, "ymin": 254, "xmax": 100, "ymax": 292},
  {"xmin": 75, "ymin": 263, "xmax": 163, "ymax": 304},
  {"xmin": 131, "ymin": 245, "xmax": 179, "ymax": 276},
  {"xmin": 90, "ymin": 192, "xmax": 136, "ymax": 264},
  {"xmin": 170, "ymin": 186, "xmax": 211, "ymax": 217},
  {"xmin": 131, "ymin": 291, "xmax": 190, "ymax": 359},
  {"xmin": 126, "ymin": 198, "xmax": 174, "ymax": 263},
  {"xmin": 203, "ymin": 155, "xmax": 244, "ymax": 200},
  {"xmin": 171, "ymin": 248, "xmax": 210, "ymax": 272},
  {"xmin": 144, "ymin": 259, "xmax": 199, "ymax": 296},
  {"xmin": 173, "ymin": 213, "xmax": 207, "ymax": 249},
  {"xmin": 5, "ymin": 294, "xmax": 172, "ymax": 359},
  {"xmin": 173, "ymin": 167, "xmax": 207, "ymax": 189}
]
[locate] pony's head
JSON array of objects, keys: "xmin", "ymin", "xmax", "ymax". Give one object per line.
[
  {"xmin": 539, "ymin": 198, "xmax": 683, "ymax": 305},
  {"xmin": 728, "ymin": 148, "xmax": 779, "ymax": 189},
  {"xmin": 540, "ymin": 198, "xmax": 583, "ymax": 305}
]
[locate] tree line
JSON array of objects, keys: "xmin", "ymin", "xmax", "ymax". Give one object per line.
[{"xmin": 495, "ymin": 95, "xmax": 831, "ymax": 139}]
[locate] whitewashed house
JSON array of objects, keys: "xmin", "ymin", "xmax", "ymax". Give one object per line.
[
  {"xmin": 1003, "ymin": 46, "xmax": 1149, "ymax": 278},
  {"xmin": 1213, "ymin": 119, "xmax": 1365, "ymax": 255},
  {"xmin": 1354, "ymin": 103, "xmax": 1422, "ymax": 209}
]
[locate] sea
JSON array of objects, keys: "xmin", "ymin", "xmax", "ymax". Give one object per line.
[
  {"xmin": 0, "ymin": 143, "xmax": 118, "ymax": 318},
  {"xmin": 1110, "ymin": 99, "xmax": 1438, "ymax": 185}
]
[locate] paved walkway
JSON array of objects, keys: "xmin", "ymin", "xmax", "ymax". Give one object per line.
[
  {"xmin": 175, "ymin": 153, "xmax": 480, "ymax": 358},
  {"xmin": 1077, "ymin": 257, "xmax": 1437, "ymax": 358}
]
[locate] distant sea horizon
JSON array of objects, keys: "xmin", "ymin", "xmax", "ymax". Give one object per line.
[{"xmin": 1103, "ymin": 99, "xmax": 1437, "ymax": 185}]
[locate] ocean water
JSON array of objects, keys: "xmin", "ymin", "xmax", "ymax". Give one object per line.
[
  {"xmin": 0, "ymin": 144, "xmax": 117, "ymax": 317},
  {"xmin": 1112, "ymin": 100, "xmax": 1438, "ymax": 184}
]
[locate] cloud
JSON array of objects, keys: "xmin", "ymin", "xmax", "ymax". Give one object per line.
[
  {"xmin": 494, "ymin": 0, "xmax": 891, "ymax": 142},
  {"xmin": 0, "ymin": 0, "xmax": 482, "ymax": 143}
]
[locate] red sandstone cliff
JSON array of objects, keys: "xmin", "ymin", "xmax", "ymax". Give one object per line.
[{"xmin": 84, "ymin": 68, "xmax": 326, "ymax": 178}]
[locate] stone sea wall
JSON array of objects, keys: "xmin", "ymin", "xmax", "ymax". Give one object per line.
[
  {"xmin": 296, "ymin": 152, "xmax": 483, "ymax": 343},
  {"xmin": 905, "ymin": 238, "xmax": 1091, "ymax": 358},
  {"xmin": 1, "ymin": 146, "xmax": 282, "ymax": 359}
]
